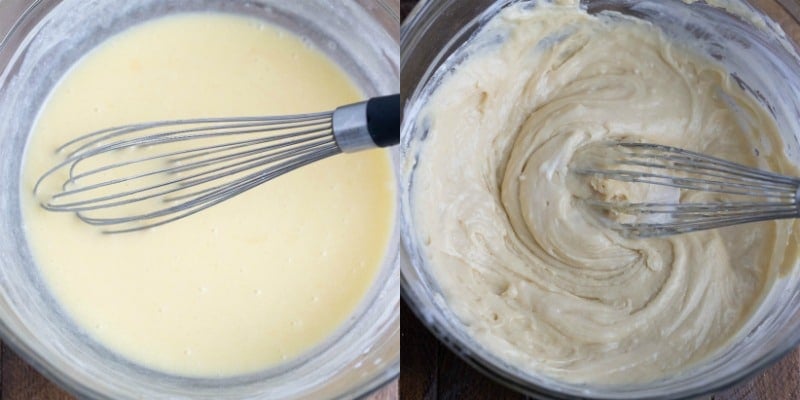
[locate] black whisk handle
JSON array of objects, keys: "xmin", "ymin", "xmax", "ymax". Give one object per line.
[{"xmin": 366, "ymin": 94, "xmax": 400, "ymax": 148}]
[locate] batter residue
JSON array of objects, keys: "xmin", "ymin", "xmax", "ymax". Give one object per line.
[{"xmin": 410, "ymin": 1, "xmax": 797, "ymax": 383}]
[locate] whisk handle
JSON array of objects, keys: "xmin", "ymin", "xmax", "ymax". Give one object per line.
[
  {"xmin": 333, "ymin": 94, "xmax": 399, "ymax": 153},
  {"xmin": 366, "ymin": 94, "xmax": 400, "ymax": 148}
]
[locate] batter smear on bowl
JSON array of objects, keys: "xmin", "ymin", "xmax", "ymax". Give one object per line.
[
  {"xmin": 409, "ymin": 1, "xmax": 798, "ymax": 383},
  {"xmin": 21, "ymin": 13, "xmax": 395, "ymax": 376}
]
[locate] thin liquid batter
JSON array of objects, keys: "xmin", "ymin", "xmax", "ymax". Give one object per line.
[
  {"xmin": 21, "ymin": 14, "xmax": 395, "ymax": 376},
  {"xmin": 410, "ymin": 1, "xmax": 798, "ymax": 384}
]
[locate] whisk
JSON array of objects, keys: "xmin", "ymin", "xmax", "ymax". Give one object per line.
[
  {"xmin": 569, "ymin": 141, "xmax": 800, "ymax": 238},
  {"xmin": 34, "ymin": 94, "xmax": 399, "ymax": 233}
]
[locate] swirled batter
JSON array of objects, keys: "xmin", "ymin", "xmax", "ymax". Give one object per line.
[{"xmin": 411, "ymin": 2, "xmax": 798, "ymax": 383}]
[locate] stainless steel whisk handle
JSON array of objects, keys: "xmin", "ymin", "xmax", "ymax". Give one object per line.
[{"xmin": 332, "ymin": 94, "xmax": 400, "ymax": 153}]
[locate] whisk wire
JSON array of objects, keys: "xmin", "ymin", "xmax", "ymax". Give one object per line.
[
  {"xmin": 164, "ymin": 140, "xmax": 337, "ymax": 201},
  {"xmin": 572, "ymin": 142, "xmax": 800, "ymax": 237},
  {"xmin": 573, "ymin": 142, "xmax": 799, "ymax": 197},
  {"xmin": 620, "ymin": 156, "xmax": 797, "ymax": 191},
  {"xmin": 615, "ymin": 211, "xmax": 800, "ymax": 237},
  {"xmin": 33, "ymin": 116, "xmax": 334, "ymax": 194},
  {"xmin": 58, "ymin": 111, "xmax": 332, "ymax": 155},
  {"xmin": 54, "ymin": 129, "xmax": 332, "ymax": 202},
  {"xmin": 34, "ymin": 94, "xmax": 400, "ymax": 233},
  {"xmin": 580, "ymin": 170, "xmax": 796, "ymax": 199},
  {"xmin": 64, "ymin": 119, "xmax": 332, "ymax": 171},
  {"xmin": 46, "ymin": 134, "xmax": 337, "ymax": 211},
  {"xmin": 76, "ymin": 143, "xmax": 341, "ymax": 234},
  {"xmin": 35, "ymin": 114, "xmax": 341, "ymax": 232}
]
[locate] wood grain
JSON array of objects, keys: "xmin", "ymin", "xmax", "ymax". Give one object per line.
[
  {"xmin": 399, "ymin": 0, "xmax": 800, "ymax": 399},
  {"xmin": 2, "ymin": 345, "xmax": 71, "ymax": 400},
  {"xmin": 711, "ymin": 351, "xmax": 800, "ymax": 399}
]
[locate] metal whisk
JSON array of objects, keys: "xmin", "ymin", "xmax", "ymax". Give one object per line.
[
  {"xmin": 34, "ymin": 94, "xmax": 399, "ymax": 233},
  {"xmin": 569, "ymin": 141, "xmax": 800, "ymax": 238}
]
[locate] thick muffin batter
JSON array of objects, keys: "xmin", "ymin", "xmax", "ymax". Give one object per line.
[
  {"xmin": 22, "ymin": 14, "xmax": 395, "ymax": 376},
  {"xmin": 410, "ymin": 2, "xmax": 798, "ymax": 383}
]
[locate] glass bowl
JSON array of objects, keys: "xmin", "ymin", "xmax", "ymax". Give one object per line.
[
  {"xmin": 0, "ymin": 0, "xmax": 399, "ymax": 398},
  {"xmin": 400, "ymin": 0, "xmax": 800, "ymax": 399}
]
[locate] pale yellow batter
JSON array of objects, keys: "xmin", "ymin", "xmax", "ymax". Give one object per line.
[
  {"xmin": 21, "ymin": 14, "xmax": 395, "ymax": 376},
  {"xmin": 411, "ymin": 2, "xmax": 798, "ymax": 383}
]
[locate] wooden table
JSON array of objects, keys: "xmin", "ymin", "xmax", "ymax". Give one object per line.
[{"xmin": 399, "ymin": 0, "xmax": 800, "ymax": 399}]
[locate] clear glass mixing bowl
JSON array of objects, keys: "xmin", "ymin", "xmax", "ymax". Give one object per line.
[
  {"xmin": 401, "ymin": 0, "xmax": 800, "ymax": 399},
  {"xmin": 0, "ymin": 0, "xmax": 399, "ymax": 398}
]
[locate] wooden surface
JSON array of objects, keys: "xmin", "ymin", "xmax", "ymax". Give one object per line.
[{"xmin": 399, "ymin": 0, "xmax": 800, "ymax": 399}]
